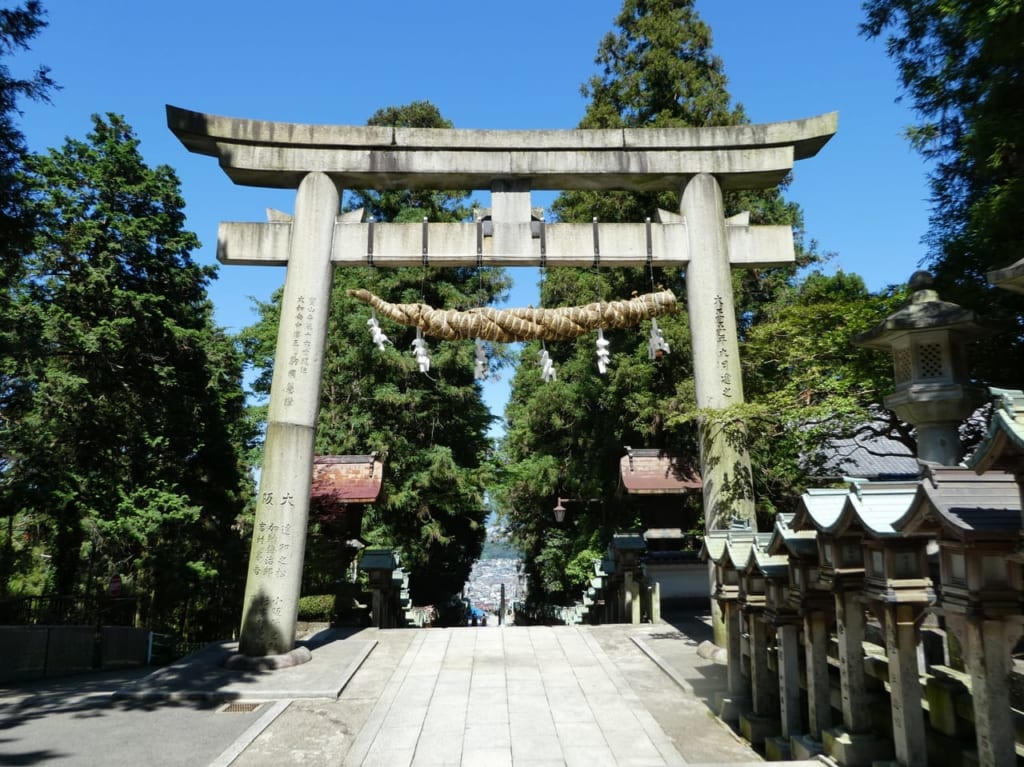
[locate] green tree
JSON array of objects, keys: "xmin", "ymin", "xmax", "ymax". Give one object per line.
[
  {"xmin": 499, "ymin": 0, "xmax": 900, "ymax": 607},
  {"xmin": 0, "ymin": 0, "xmax": 54, "ymax": 595},
  {"xmin": 0, "ymin": 1, "xmax": 53, "ymax": 296},
  {"xmin": 553, "ymin": 0, "xmax": 749, "ymax": 224},
  {"xmin": 732, "ymin": 271, "xmax": 908, "ymax": 515},
  {"xmin": 243, "ymin": 102, "xmax": 510, "ymax": 613},
  {"xmin": 2, "ymin": 114, "xmax": 252, "ymax": 638},
  {"xmin": 861, "ymin": 1, "xmax": 1024, "ymax": 389}
]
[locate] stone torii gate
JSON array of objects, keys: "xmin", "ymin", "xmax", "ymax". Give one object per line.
[{"xmin": 167, "ymin": 106, "xmax": 836, "ymax": 657}]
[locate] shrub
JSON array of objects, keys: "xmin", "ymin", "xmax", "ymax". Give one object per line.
[{"xmin": 297, "ymin": 594, "xmax": 335, "ymax": 621}]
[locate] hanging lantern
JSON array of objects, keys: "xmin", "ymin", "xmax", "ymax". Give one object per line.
[{"xmin": 553, "ymin": 498, "xmax": 568, "ymax": 523}]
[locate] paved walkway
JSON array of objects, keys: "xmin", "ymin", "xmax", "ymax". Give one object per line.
[{"xmin": 1, "ymin": 613, "xmax": 824, "ymax": 766}]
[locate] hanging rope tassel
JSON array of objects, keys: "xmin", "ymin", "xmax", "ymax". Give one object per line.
[
  {"xmin": 539, "ymin": 347, "xmax": 557, "ymax": 383},
  {"xmin": 474, "ymin": 339, "xmax": 488, "ymax": 381},
  {"xmin": 367, "ymin": 310, "xmax": 391, "ymax": 351},
  {"xmin": 648, "ymin": 318, "xmax": 671, "ymax": 359},
  {"xmin": 412, "ymin": 328, "xmax": 431, "ymax": 373},
  {"xmin": 595, "ymin": 329, "xmax": 610, "ymax": 374}
]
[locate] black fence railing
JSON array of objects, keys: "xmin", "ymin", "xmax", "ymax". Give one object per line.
[{"xmin": 0, "ymin": 594, "xmax": 144, "ymax": 628}]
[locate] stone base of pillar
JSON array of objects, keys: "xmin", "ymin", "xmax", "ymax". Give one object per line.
[
  {"xmin": 822, "ymin": 727, "xmax": 893, "ymax": 767},
  {"xmin": 764, "ymin": 735, "xmax": 791, "ymax": 761},
  {"xmin": 223, "ymin": 645, "xmax": 313, "ymax": 671},
  {"xmin": 789, "ymin": 734, "xmax": 825, "ymax": 760},
  {"xmin": 739, "ymin": 712, "xmax": 781, "ymax": 747},
  {"xmin": 715, "ymin": 692, "xmax": 750, "ymax": 723}
]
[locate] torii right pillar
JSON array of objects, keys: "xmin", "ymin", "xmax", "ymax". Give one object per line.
[
  {"xmin": 682, "ymin": 173, "xmax": 754, "ymax": 531},
  {"xmin": 683, "ymin": 173, "xmax": 754, "ymax": 643}
]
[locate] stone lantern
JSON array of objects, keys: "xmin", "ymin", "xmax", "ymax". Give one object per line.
[
  {"xmin": 611, "ymin": 533, "xmax": 646, "ymax": 624},
  {"xmin": 835, "ymin": 483, "xmax": 930, "ymax": 767},
  {"xmin": 701, "ymin": 530, "xmax": 755, "ymax": 721},
  {"xmin": 896, "ymin": 466, "xmax": 1022, "ymax": 767},
  {"xmin": 740, "ymin": 544, "xmax": 793, "ymax": 755},
  {"xmin": 792, "ymin": 482, "xmax": 903, "ymax": 766},
  {"xmin": 358, "ymin": 548, "xmax": 399, "ymax": 628},
  {"xmin": 853, "ymin": 271, "xmax": 995, "ymax": 466},
  {"xmin": 771, "ymin": 507, "xmax": 833, "ymax": 756}
]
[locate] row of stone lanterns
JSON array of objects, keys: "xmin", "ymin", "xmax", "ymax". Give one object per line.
[{"xmin": 702, "ymin": 271, "xmax": 1024, "ymax": 767}]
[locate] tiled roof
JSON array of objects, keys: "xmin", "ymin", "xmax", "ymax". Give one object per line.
[
  {"xmin": 311, "ymin": 454, "xmax": 383, "ymax": 504},
  {"xmin": 818, "ymin": 431, "xmax": 919, "ymax": 481},
  {"xmin": 619, "ymin": 449, "xmax": 701, "ymax": 494}
]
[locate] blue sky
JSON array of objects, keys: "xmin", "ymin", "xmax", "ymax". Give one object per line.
[{"xmin": 12, "ymin": 1, "xmax": 929, "ymax": 420}]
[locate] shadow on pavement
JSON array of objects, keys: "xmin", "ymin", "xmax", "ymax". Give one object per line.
[{"xmin": 636, "ymin": 606, "xmax": 732, "ymax": 716}]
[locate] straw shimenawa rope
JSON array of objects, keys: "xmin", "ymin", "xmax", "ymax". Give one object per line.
[{"xmin": 346, "ymin": 288, "xmax": 677, "ymax": 342}]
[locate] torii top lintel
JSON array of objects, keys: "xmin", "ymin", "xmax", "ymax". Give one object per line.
[{"xmin": 166, "ymin": 105, "xmax": 837, "ymax": 192}]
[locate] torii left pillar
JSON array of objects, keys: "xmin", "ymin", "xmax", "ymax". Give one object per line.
[{"xmin": 238, "ymin": 172, "xmax": 338, "ymax": 657}]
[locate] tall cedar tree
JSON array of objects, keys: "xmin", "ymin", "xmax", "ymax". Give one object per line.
[
  {"xmin": 0, "ymin": 1, "xmax": 52, "ymax": 301},
  {"xmin": 862, "ymin": 1, "xmax": 1024, "ymax": 391},
  {"xmin": 3, "ymin": 115, "xmax": 252, "ymax": 639},
  {"xmin": 243, "ymin": 102, "xmax": 510, "ymax": 612},
  {"xmin": 499, "ymin": 0, "xmax": 897, "ymax": 605},
  {"xmin": 0, "ymin": 1, "xmax": 54, "ymax": 595}
]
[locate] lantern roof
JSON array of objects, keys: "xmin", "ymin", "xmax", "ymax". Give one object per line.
[
  {"xmin": 987, "ymin": 256, "xmax": 1024, "ymax": 295},
  {"xmin": 725, "ymin": 533, "xmax": 770, "ymax": 570},
  {"xmin": 965, "ymin": 388, "xmax": 1024, "ymax": 475},
  {"xmin": 699, "ymin": 530, "xmax": 729, "ymax": 563},
  {"xmin": 895, "ymin": 465, "xmax": 1021, "ymax": 541},
  {"xmin": 791, "ymin": 487, "xmax": 849, "ymax": 533},
  {"xmin": 643, "ymin": 527, "xmax": 686, "ymax": 540},
  {"xmin": 852, "ymin": 271, "xmax": 996, "ymax": 350},
  {"xmin": 700, "ymin": 529, "xmax": 764, "ymax": 567},
  {"xmin": 828, "ymin": 481, "xmax": 919, "ymax": 538},
  {"xmin": 766, "ymin": 512, "xmax": 818, "ymax": 558},
  {"xmin": 612, "ymin": 532, "xmax": 646, "ymax": 551},
  {"xmin": 744, "ymin": 542, "xmax": 790, "ymax": 579},
  {"xmin": 358, "ymin": 548, "xmax": 398, "ymax": 571}
]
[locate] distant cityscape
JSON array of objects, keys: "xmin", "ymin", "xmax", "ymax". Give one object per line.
[
  {"xmin": 462, "ymin": 557, "xmax": 520, "ymax": 620},
  {"xmin": 462, "ymin": 520, "xmax": 522, "ymax": 619}
]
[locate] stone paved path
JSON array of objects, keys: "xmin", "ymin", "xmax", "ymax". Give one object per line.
[
  {"xmin": 237, "ymin": 623, "xmax": 765, "ymax": 766},
  {"xmin": 4, "ymin": 619, "xmax": 785, "ymax": 766}
]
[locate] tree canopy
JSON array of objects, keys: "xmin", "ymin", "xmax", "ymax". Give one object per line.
[
  {"xmin": 1, "ymin": 114, "xmax": 253, "ymax": 638},
  {"xmin": 0, "ymin": 1, "xmax": 52, "ymax": 293},
  {"xmin": 861, "ymin": 0, "xmax": 1024, "ymax": 390}
]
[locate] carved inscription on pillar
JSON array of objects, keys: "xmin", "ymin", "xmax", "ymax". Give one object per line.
[
  {"xmin": 284, "ymin": 296, "xmax": 317, "ymax": 410},
  {"xmin": 714, "ymin": 294, "xmax": 734, "ymax": 399},
  {"xmin": 251, "ymin": 512, "xmax": 294, "ymax": 580}
]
